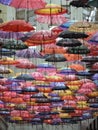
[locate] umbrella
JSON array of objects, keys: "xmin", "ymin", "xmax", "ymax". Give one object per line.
[
  {"xmin": 15, "ymin": 74, "xmax": 35, "ymax": 81},
  {"xmin": 69, "ymin": 63, "xmax": 86, "ymax": 71},
  {"xmin": 58, "ymin": 30, "xmax": 88, "ymax": 39},
  {"xmin": 88, "ymin": 32, "xmax": 98, "ymax": 44},
  {"xmin": 16, "ymin": 47, "xmax": 43, "ymax": 58},
  {"xmin": 0, "ymin": 20, "xmax": 35, "ymax": 32},
  {"xmin": 0, "ymin": 48, "xmax": 16, "ymax": 56},
  {"xmin": 25, "ymin": 30, "xmax": 57, "ymax": 46},
  {"xmin": 51, "ymin": 26, "xmax": 64, "ymax": 35},
  {"xmin": 64, "ymin": 53, "xmax": 83, "ymax": 61},
  {"xmin": 0, "ymin": 0, "xmax": 46, "ymax": 9},
  {"xmin": 69, "ymin": 22, "xmax": 98, "ymax": 33},
  {"xmin": 81, "ymin": 56, "xmax": 98, "ymax": 63},
  {"xmin": 0, "ymin": 31, "xmax": 25, "ymax": 39},
  {"xmin": 45, "ymin": 54, "xmax": 67, "ymax": 62},
  {"xmin": 60, "ymin": 20, "xmax": 77, "ymax": 29},
  {"xmin": 67, "ymin": 45, "xmax": 90, "ymax": 54},
  {"xmin": 57, "ymin": 68, "xmax": 77, "ymax": 75},
  {"xmin": 56, "ymin": 38, "xmax": 82, "ymax": 47},
  {"xmin": 87, "ymin": 0, "xmax": 98, "ymax": 8},
  {"xmin": 0, "ymin": 57, "xmax": 19, "ymax": 65},
  {"xmin": 35, "ymin": 4, "xmax": 68, "ymax": 25},
  {"xmin": 2, "ymin": 39, "xmax": 28, "ymax": 50},
  {"xmin": 15, "ymin": 62, "xmax": 36, "ymax": 69},
  {"xmin": 69, "ymin": 0, "xmax": 89, "ymax": 7},
  {"xmin": 0, "ymin": 67, "xmax": 13, "ymax": 74}
]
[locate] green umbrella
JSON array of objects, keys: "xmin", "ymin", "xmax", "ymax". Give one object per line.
[
  {"xmin": 2, "ymin": 39, "xmax": 28, "ymax": 50},
  {"xmin": 88, "ymin": 0, "xmax": 98, "ymax": 8},
  {"xmin": 67, "ymin": 45, "xmax": 90, "ymax": 54}
]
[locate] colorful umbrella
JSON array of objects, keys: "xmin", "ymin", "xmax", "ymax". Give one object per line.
[
  {"xmin": 25, "ymin": 30, "xmax": 57, "ymax": 46},
  {"xmin": 0, "ymin": 20, "xmax": 35, "ymax": 32},
  {"xmin": 0, "ymin": 31, "xmax": 25, "ymax": 39},
  {"xmin": 0, "ymin": 0, "xmax": 46, "ymax": 9},
  {"xmin": 35, "ymin": 4, "xmax": 68, "ymax": 25},
  {"xmin": 16, "ymin": 47, "xmax": 43, "ymax": 58},
  {"xmin": 69, "ymin": 22, "xmax": 98, "ymax": 33}
]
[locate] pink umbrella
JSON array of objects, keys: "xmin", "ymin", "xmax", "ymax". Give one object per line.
[
  {"xmin": 1, "ymin": 0, "xmax": 47, "ymax": 10},
  {"xmin": 31, "ymin": 72, "xmax": 45, "ymax": 80},
  {"xmin": 81, "ymin": 82, "xmax": 96, "ymax": 90}
]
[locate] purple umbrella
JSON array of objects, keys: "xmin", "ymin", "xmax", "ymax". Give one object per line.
[
  {"xmin": 16, "ymin": 47, "xmax": 43, "ymax": 58},
  {"xmin": 0, "ymin": 31, "xmax": 25, "ymax": 39},
  {"xmin": 88, "ymin": 32, "xmax": 98, "ymax": 44}
]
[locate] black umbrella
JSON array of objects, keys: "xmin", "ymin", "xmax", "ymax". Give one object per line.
[
  {"xmin": 45, "ymin": 54, "xmax": 67, "ymax": 62},
  {"xmin": 56, "ymin": 38, "xmax": 82, "ymax": 47},
  {"xmin": 67, "ymin": 45, "xmax": 90, "ymax": 54},
  {"xmin": 70, "ymin": 0, "xmax": 90, "ymax": 7},
  {"xmin": 58, "ymin": 30, "xmax": 88, "ymax": 39},
  {"xmin": 81, "ymin": 56, "xmax": 98, "ymax": 63},
  {"xmin": 2, "ymin": 40, "xmax": 28, "ymax": 50},
  {"xmin": 15, "ymin": 74, "xmax": 35, "ymax": 81}
]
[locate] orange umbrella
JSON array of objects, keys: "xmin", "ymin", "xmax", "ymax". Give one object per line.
[
  {"xmin": 64, "ymin": 53, "xmax": 82, "ymax": 61},
  {"xmin": 69, "ymin": 63, "xmax": 86, "ymax": 71},
  {"xmin": 41, "ymin": 43, "xmax": 67, "ymax": 54},
  {"xmin": 0, "ymin": 57, "xmax": 19, "ymax": 65},
  {"xmin": 0, "ymin": 20, "xmax": 35, "ymax": 32}
]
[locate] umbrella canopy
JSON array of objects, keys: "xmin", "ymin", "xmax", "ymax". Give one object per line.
[
  {"xmin": 69, "ymin": 22, "xmax": 98, "ymax": 33},
  {"xmin": 58, "ymin": 30, "xmax": 88, "ymax": 39},
  {"xmin": 25, "ymin": 30, "xmax": 57, "ymax": 46},
  {"xmin": 87, "ymin": 0, "xmax": 98, "ymax": 8},
  {"xmin": 0, "ymin": 66, "xmax": 13, "ymax": 74},
  {"xmin": 0, "ymin": 20, "xmax": 35, "ymax": 32},
  {"xmin": 0, "ymin": 48, "xmax": 15, "ymax": 56},
  {"xmin": 2, "ymin": 39, "xmax": 28, "ymax": 50},
  {"xmin": 0, "ymin": 0, "xmax": 46, "ymax": 9},
  {"xmin": 69, "ymin": 63, "xmax": 86, "ymax": 71},
  {"xmin": 81, "ymin": 56, "xmax": 98, "ymax": 63},
  {"xmin": 16, "ymin": 47, "xmax": 43, "ymax": 58},
  {"xmin": 45, "ymin": 54, "xmax": 67, "ymax": 62},
  {"xmin": 0, "ymin": 31, "xmax": 25, "ymax": 39},
  {"xmin": 56, "ymin": 38, "xmax": 82, "ymax": 47},
  {"xmin": 35, "ymin": 4, "xmax": 68, "ymax": 25},
  {"xmin": 88, "ymin": 32, "xmax": 98, "ymax": 44},
  {"xmin": 67, "ymin": 45, "xmax": 90, "ymax": 54},
  {"xmin": 15, "ymin": 73, "xmax": 35, "ymax": 81},
  {"xmin": 70, "ymin": 0, "xmax": 89, "ymax": 7}
]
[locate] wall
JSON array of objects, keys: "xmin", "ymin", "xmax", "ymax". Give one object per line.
[{"xmin": 0, "ymin": 4, "xmax": 16, "ymax": 22}]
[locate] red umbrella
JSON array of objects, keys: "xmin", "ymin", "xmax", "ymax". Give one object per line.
[
  {"xmin": 25, "ymin": 30, "xmax": 57, "ymax": 46},
  {"xmin": 0, "ymin": 20, "xmax": 35, "ymax": 32}
]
